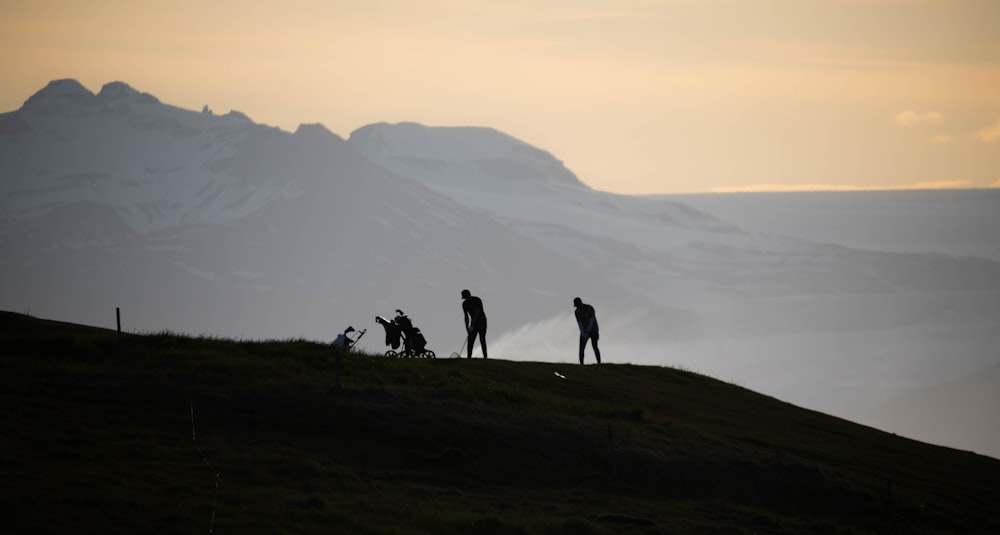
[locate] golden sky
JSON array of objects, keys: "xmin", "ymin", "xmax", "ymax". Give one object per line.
[{"xmin": 2, "ymin": 0, "xmax": 999, "ymax": 194}]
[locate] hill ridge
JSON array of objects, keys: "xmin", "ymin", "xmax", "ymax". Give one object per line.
[{"xmin": 3, "ymin": 310, "xmax": 998, "ymax": 534}]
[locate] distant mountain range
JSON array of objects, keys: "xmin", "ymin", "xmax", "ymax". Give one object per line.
[{"xmin": 3, "ymin": 79, "xmax": 999, "ymax": 459}]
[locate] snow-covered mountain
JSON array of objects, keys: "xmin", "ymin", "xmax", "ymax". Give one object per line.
[
  {"xmin": 348, "ymin": 121, "xmax": 1000, "ymax": 334},
  {"xmin": 2, "ymin": 79, "xmax": 284, "ymax": 233},
  {"xmin": 3, "ymin": 79, "xmax": 999, "ymax": 459},
  {"xmin": 0, "ymin": 79, "xmax": 636, "ymax": 346}
]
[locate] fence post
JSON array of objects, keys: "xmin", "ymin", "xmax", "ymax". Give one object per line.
[
  {"xmin": 116, "ymin": 307, "xmax": 122, "ymax": 351},
  {"xmin": 335, "ymin": 351, "xmax": 342, "ymax": 390},
  {"xmin": 608, "ymin": 425, "xmax": 618, "ymax": 480},
  {"xmin": 887, "ymin": 479, "xmax": 897, "ymax": 533}
]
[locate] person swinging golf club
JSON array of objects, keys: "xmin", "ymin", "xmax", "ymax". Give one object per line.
[
  {"xmin": 461, "ymin": 289, "xmax": 487, "ymax": 359},
  {"xmin": 574, "ymin": 297, "xmax": 601, "ymax": 364}
]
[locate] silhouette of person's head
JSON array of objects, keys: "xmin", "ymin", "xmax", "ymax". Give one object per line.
[
  {"xmin": 461, "ymin": 289, "xmax": 471, "ymax": 299},
  {"xmin": 573, "ymin": 297, "xmax": 582, "ymax": 307}
]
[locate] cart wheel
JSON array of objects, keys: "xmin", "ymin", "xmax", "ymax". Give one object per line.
[
  {"xmin": 385, "ymin": 350, "xmax": 397, "ymax": 358},
  {"xmin": 423, "ymin": 350, "xmax": 436, "ymax": 359}
]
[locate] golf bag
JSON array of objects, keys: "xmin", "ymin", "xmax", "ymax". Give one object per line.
[{"xmin": 375, "ymin": 310, "xmax": 435, "ymax": 358}]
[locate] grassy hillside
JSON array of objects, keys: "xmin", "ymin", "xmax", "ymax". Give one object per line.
[{"xmin": 2, "ymin": 310, "xmax": 998, "ymax": 534}]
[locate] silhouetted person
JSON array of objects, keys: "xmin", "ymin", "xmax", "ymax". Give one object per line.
[
  {"xmin": 574, "ymin": 297, "xmax": 600, "ymax": 364},
  {"xmin": 332, "ymin": 326, "xmax": 356, "ymax": 349},
  {"xmin": 461, "ymin": 289, "xmax": 487, "ymax": 358}
]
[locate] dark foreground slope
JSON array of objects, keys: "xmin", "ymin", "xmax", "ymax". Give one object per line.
[{"xmin": 2, "ymin": 311, "xmax": 998, "ymax": 534}]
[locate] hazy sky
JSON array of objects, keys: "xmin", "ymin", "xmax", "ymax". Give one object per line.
[{"xmin": 2, "ymin": 0, "xmax": 999, "ymax": 194}]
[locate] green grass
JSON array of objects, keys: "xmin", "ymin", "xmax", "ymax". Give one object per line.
[{"xmin": 2, "ymin": 310, "xmax": 999, "ymax": 534}]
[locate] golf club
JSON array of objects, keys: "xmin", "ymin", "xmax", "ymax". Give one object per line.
[
  {"xmin": 449, "ymin": 336, "xmax": 467, "ymax": 359},
  {"xmin": 351, "ymin": 328, "xmax": 366, "ymax": 348}
]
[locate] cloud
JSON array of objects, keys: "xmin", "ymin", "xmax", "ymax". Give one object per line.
[
  {"xmin": 711, "ymin": 183, "xmax": 869, "ymax": 193},
  {"xmin": 894, "ymin": 110, "xmax": 946, "ymax": 127},
  {"xmin": 711, "ymin": 180, "xmax": 974, "ymax": 193},
  {"xmin": 904, "ymin": 180, "xmax": 974, "ymax": 190},
  {"xmin": 973, "ymin": 120, "xmax": 1000, "ymax": 143},
  {"xmin": 930, "ymin": 135, "xmax": 955, "ymax": 144}
]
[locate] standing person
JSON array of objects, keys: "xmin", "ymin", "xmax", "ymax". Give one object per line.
[
  {"xmin": 573, "ymin": 297, "xmax": 601, "ymax": 364},
  {"xmin": 461, "ymin": 289, "xmax": 488, "ymax": 359}
]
